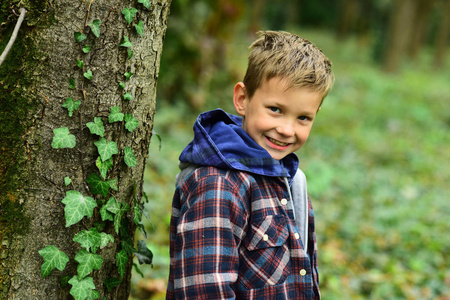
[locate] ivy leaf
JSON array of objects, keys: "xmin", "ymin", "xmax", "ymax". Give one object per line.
[
  {"xmin": 82, "ymin": 45, "xmax": 91, "ymax": 53},
  {"xmin": 122, "ymin": 8, "xmax": 138, "ymax": 25},
  {"xmin": 86, "ymin": 173, "xmax": 111, "ymax": 197},
  {"xmin": 120, "ymin": 36, "xmax": 132, "ymax": 48},
  {"xmin": 75, "ymin": 249, "xmax": 103, "ymax": 280},
  {"xmin": 118, "ymin": 82, "xmax": 125, "ymax": 89},
  {"xmin": 84, "ymin": 70, "xmax": 93, "ymax": 80},
  {"xmin": 68, "ymin": 275, "xmax": 96, "ymax": 300},
  {"xmin": 61, "ymin": 190, "xmax": 97, "ymax": 227},
  {"xmin": 86, "ymin": 117, "xmax": 105, "ymax": 137},
  {"xmin": 61, "ymin": 275, "xmax": 71, "ymax": 287},
  {"xmin": 99, "ymin": 232, "xmax": 114, "ymax": 249},
  {"xmin": 73, "ymin": 228, "xmax": 101, "ymax": 253},
  {"xmin": 134, "ymin": 20, "xmax": 144, "ymax": 36},
  {"xmin": 74, "ymin": 32, "xmax": 87, "ymax": 43},
  {"xmin": 102, "ymin": 197, "xmax": 129, "ymax": 234},
  {"xmin": 77, "ymin": 60, "xmax": 84, "ymax": 68},
  {"xmin": 138, "ymin": 0, "xmax": 152, "ymax": 9},
  {"xmin": 100, "ymin": 204, "xmax": 114, "ymax": 222},
  {"xmin": 116, "ymin": 249, "xmax": 128, "ymax": 279},
  {"xmin": 124, "ymin": 71, "xmax": 133, "ymax": 80},
  {"xmin": 127, "ymin": 48, "xmax": 133, "ymax": 59},
  {"xmin": 104, "ymin": 277, "xmax": 121, "ymax": 292},
  {"xmin": 96, "ymin": 157, "xmax": 113, "ymax": 179},
  {"xmin": 38, "ymin": 245, "xmax": 69, "ymax": 277},
  {"xmin": 86, "ymin": 289, "xmax": 100, "ymax": 300},
  {"xmin": 123, "ymin": 92, "xmax": 132, "ymax": 101},
  {"xmin": 94, "ymin": 138, "xmax": 118, "ymax": 162},
  {"xmin": 52, "ymin": 127, "xmax": 76, "ymax": 149},
  {"xmin": 109, "ymin": 106, "xmax": 124, "ymax": 123},
  {"xmin": 124, "ymin": 147, "xmax": 137, "ymax": 167},
  {"xmin": 135, "ymin": 240, "xmax": 153, "ymax": 265},
  {"xmin": 88, "ymin": 19, "xmax": 101, "ymax": 38},
  {"xmin": 124, "ymin": 114, "xmax": 139, "ymax": 132},
  {"xmin": 62, "ymin": 97, "xmax": 81, "ymax": 117},
  {"xmin": 69, "ymin": 78, "xmax": 76, "ymax": 89},
  {"xmin": 108, "ymin": 178, "xmax": 118, "ymax": 191}
]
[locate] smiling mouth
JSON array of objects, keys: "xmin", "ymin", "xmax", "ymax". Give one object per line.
[{"xmin": 267, "ymin": 137, "xmax": 290, "ymax": 147}]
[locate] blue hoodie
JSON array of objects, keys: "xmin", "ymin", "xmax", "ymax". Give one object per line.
[{"xmin": 179, "ymin": 109, "xmax": 299, "ymax": 182}]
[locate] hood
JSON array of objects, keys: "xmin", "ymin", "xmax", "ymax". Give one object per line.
[{"xmin": 179, "ymin": 109, "xmax": 298, "ymax": 179}]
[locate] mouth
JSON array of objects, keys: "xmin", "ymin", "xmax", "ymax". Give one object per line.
[{"xmin": 266, "ymin": 137, "xmax": 291, "ymax": 147}]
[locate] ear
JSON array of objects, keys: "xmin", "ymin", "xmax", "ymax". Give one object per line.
[{"xmin": 233, "ymin": 82, "xmax": 247, "ymax": 116}]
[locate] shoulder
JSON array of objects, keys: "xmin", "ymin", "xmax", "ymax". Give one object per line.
[{"xmin": 181, "ymin": 166, "xmax": 256, "ymax": 190}]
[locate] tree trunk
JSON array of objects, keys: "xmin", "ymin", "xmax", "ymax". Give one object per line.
[
  {"xmin": 0, "ymin": 0, "xmax": 171, "ymax": 299},
  {"xmin": 408, "ymin": 0, "xmax": 435, "ymax": 60},
  {"xmin": 383, "ymin": 0, "xmax": 418, "ymax": 72},
  {"xmin": 434, "ymin": 0, "xmax": 450, "ymax": 68}
]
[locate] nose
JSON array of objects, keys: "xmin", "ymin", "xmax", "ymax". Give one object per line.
[{"xmin": 276, "ymin": 121, "xmax": 295, "ymax": 137}]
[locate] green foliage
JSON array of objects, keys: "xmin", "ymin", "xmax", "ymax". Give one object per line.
[
  {"xmin": 75, "ymin": 249, "xmax": 104, "ymax": 280},
  {"xmin": 68, "ymin": 276, "xmax": 96, "ymax": 300},
  {"xmin": 82, "ymin": 45, "xmax": 91, "ymax": 53},
  {"xmin": 96, "ymin": 157, "xmax": 113, "ymax": 179},
  {"xmin": 124, "ymin": 114, "xmax": 139, "ymax": 132},
  {"xmin": 94, "ymin": 138, "xmax": 118, "ymax": 162},
  {"xmin": 120, "ymin": 36, "xmax": 133, "ymax": 48},
  {"xmin": 134, "ymin": 20, "xmax": 144, "ymax": 36},
  {"xmin": 138, "ymin": 0, "xmax": 151, "ymax": 10},
  {"xmin": 123, "ymin": 92, "xmax": 132, "ymax": 101},
  {"xmin": 88, "ymin": 19, "xmax": 101, "ymax": 38},
  {"xmin": 62, "ymin": 97, "xmax": 81, "ymax": 117},
  {"xmin": 83, "ymin": 70, "xmax": 93, "ymax": 80},
  {"xmin": 122, "ymin": 8, "xmax": 138, "ymax": 25},
  {"xmin": 109, "ymin": 106, "xmax": 124, "ymax": 123},
  {"xmin": 118, "ymin": 82, "xmax": 125, "ymax": 89},
  {"xmin": 124, "ymin": 147, "xmax": 137, "ymax": 167},
  {"xmin": 101, "ymin": 197, "xmax": 130, "ymax": 234},
  {"xmin": 124, "ymin": 71, "xmax": 133, "ymax": 80},
  {"xmin": 86, "ymin": 117, "xmax": 105, "ymax": 137},
  {"xmin": 64, "ymin": 176, "xmax": 72, "ymax": 186},
  {"xmin": 52, "ymin": 127, "xmax": 76, "ymax": 149},
  {"xmin": 127, "ymin": 49, "xmax": 133, "ymax": 59},
  {"xmin": 74, "ymin": 32, "xmax": 87, "ymax": 43},
  {"xmin": 104, "ymin": 277, "xmax": 122, "ymax": 292},
  {"xmin": 61, "ymin": 190, "xmax": 97, "ymax": 227},
  {"xmin": 86, "ymin": 173, "xmax": 116, "ymax": 197},
  {"xmin": 73, "ymin": 228, "xmax": 113, "ymax": 253},
  {"xmin": 115, "ymin": 249, "xmax": 128, "ymax": 279},
  {"xmin": 77, "ymin": 60, "xmax": 84, "ymax": 68},
  {"xmin": 134, "ymin": 240, "xmax": 153, "ymax": 265},
  {"xmin": 69, "ymin": 78, "xmax": 76, "ymax": 89},
  {"xmin": 38, "ymin": 245, "xmax": 70, "ymax": 277}
]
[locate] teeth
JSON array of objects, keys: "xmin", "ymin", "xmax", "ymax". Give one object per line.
[{"xmin": 269, "ymin": 137, "xmax": 289, "ymax": 146}]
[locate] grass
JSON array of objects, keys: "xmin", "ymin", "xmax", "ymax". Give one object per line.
[{"xmin": 131, "ymin": 28, "xmax": 450, "ymax": 299}]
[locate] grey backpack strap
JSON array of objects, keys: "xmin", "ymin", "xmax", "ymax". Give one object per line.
[{"xmin": 291, "ymin": 169, "xmax": 309, "ymax": 253}]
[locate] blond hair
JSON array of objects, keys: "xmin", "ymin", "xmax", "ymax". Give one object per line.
[{"xmin": 243, "ymin": 31, "xmax": 334, "ymax": 100}]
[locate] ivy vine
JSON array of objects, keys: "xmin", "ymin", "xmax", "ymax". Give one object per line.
[{"xmin": 38, "ymin": 2, "xmax": 153, "ymax": 300}]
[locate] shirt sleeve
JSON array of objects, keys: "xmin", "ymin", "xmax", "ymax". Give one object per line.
[
  {"xmin": 167, "ymin": 172, "xmax": 249, "ymax": 299},
  {"xmin": 307, "ymin": 196, "xmax": 321, "ymax": 299}
]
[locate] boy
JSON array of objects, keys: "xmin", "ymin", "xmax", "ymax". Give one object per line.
[{"xmin": 167, "ymin": 31, "xmax": 334, "ymax": 299}]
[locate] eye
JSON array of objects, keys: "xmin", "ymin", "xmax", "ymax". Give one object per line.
[
  {"xmin": 298, "ymin": 116, "xmax": 310, "ymax": 121},
  {"xmin": 269, "ymin": 107, "xmax": 281, "ymax": 113}
]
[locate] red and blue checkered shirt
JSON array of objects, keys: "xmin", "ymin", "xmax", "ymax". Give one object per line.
[{"xmin": 167, "ymin": 110, "xmax": 320, "ymax": 299}]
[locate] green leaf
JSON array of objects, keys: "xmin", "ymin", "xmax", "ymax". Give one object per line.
[
  {"xmin": 138, "ymin": 0, "xmax": 151, "ymax": 9},
  {"xmin": 124, "ymin": 147, "xmax": 137, "ymax": 167},
  {"xmin": 99, "ymin": 232, "xmax": 114, "ymax": 249},
  {"xmin": 84, "ymin": 70, "xmax": 93, "ymax": 80},
  {"xmin": 94, "ymin": 138, "xmax": 118, "ymax": 162},
  {"xmin": 104, "ymin": 277, "xmax": 121, "ymax": 292},
  {"xmin": 77, "ymin": 60, "xmax": 84, "ymax": 68},
  {"xmin": 61, "ymin": 275, "xmax": 71, "ymax": 287},
  {"xmin": 64, "ymin": 176, "xmax": 72, "ymax": 186},
  {"xmin": 69, "ymin": 78, "xmax": 76, "ymax": 89},
  {"xmin": 118, "ymin": 82, "xmax": 125, "ymax": 89},
  {"xmin": 127, "ymin": 48, "xmax": 133, "ymax": 59},
  {"xmin": 75, "ymin": 249, "xmax": 103, "ymax": 280},
  {"xmin": 135, "ymin": 240, "xmax": 153, "ymax": 265},
  {"xmin": 88, "ymin": 19, "xmax": 101, "ymax": 38},
  {"xmin": 108, "ymin": 178, "xmax": 118, "ymax": 191},
  {"xmin": 124, "ymin": 72, "xmax": 133, "ymax": 80},
  {"xmin": 134, "ymin": 20, "xmax": 144, "ymax": 35},
  {"xmin": 38, "ymin": 245, "xmax": 69, "ymax": 277},
  {"xmin": 96, "ymin": 157, "xmax": 113, "ymax": 179},
  {"xmin": 133, "ymin": 263, "xmax": 144, "ymax": 278},
  {"xmin": 68, "ymin": 275, "xmax": 96, "ymax": 300},
  {"xmin": 122, "ymin": 8, "xmax": 138, "ymax": 25},
  {"xmin": 62, "ymin": 97, "xmax": 81, "ymax": 117},
  {"xmin": 120, "ymin": 36, "xmax": 132, "ymax": 48},
  {"xmin": 52, "ymin": 127, "xmax": 76, "ymax": 149},
  {"xmin": 86, "ymin": 289, "xmax": 100, "ymax": 300},
  {"xmin": 100, "ymin": 204, "xmax": 114, "ymax": 222},
  {"xmin": 102, "ymin": 197, "xmax": 129, "ymax": 234},
  {"xmin": 86, "ymin": 173, "xmax": 111, "ymax": 197},
  {"xmin": 74, "ymin": 32, "xmax": 87, "ymax": 43},
  {"xmin": 82, "ymin": 45, "xmax": 91, "ymax": 53},
  {"xmin": 86, "ymin": 117, "xmax": 105, "ymax": 137},
  {"xmin": 109, "ymin": 106, "xmax": 124, "ymax": 123},
  {"xmin": 123, "ymin": 92, "xmax": 132, "ymax": 101},
  {"xmin": 115, "ymin": 249, "xmax": 128, "ymax": 279},
  {"xmin": 124, "ymin": 114, "xmax": 139, "ymax": 132},
  {"xmin": 73, "ymin": 228, "xmax": 101, "ymax": 253},
  {"xmin": 62, "ymin": 190, "xmax": 97, "ymax": 227},
  {"xmin": 152, "ymin": 130, "xmax": 162, "ymax": 150}
]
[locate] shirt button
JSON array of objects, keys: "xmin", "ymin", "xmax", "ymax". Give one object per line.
[
  {"xmin": 294, "ymin": 233, "xmax": 300, "ymax": 240},
  {"xmin": 263, "ymin": 234, "xmax": 269, "ymax": 241},
  {"xmin": 300, "ymin": 269, "xmax": 307, "ymax": 276},
  {"xmin": 281, "ymin": 198, "xmax": 288, "ymax": 205}
]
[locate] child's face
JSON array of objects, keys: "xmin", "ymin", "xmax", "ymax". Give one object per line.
[{"xmin": 233, "ymin": 77, "xmax": 323, "ymax": 160}]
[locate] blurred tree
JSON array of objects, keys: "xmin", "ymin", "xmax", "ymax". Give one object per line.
[
  {"xmin": 408, "ymin": 0, "xmax": 435, "ymax": 59},
  {"xmin": 336, "ymin": 0, "xmax": 358, "ymax": 39},
  {"xmin": 434, "ymin": 0, "xmax": 450, "ymax": 67}
]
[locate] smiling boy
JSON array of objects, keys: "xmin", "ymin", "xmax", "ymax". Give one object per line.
[{"xmin": 167, "ymin": 31, "xmax": 334, "ymax": 299}]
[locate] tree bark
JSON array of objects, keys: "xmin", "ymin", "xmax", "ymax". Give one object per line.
[
  {"xmin": 408, "ymin": 0, "xmax": 435, "ymax": 60},
  {"xmin": 0, "ymin": 0, "xmax": 171, "ymax": 299},
  {"xmin": 434, "ymin": 0, "xmax": 450, "ymax": 68}
]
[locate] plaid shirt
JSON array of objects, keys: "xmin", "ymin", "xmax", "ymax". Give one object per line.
[{"xmin": 167, "ymin": 166, "xmax": 320, "ymax": 299}]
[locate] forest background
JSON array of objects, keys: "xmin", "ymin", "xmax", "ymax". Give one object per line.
[{"xmin": 131, "ymin": 0, "xmax": 450, "ymax": 299}]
